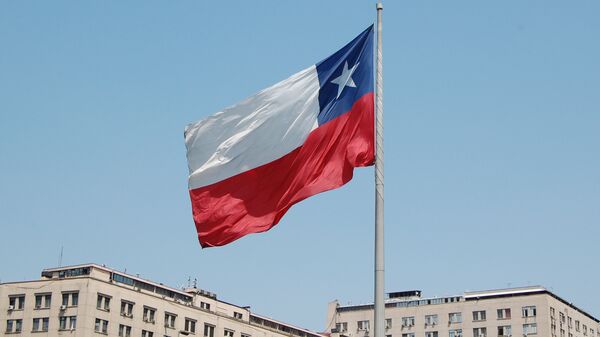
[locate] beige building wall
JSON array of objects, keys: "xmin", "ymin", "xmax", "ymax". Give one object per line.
[
  {"xmin": 326, "ymin": 287, "xmax": 599, "ymax": 337},
  {"xmin": 0, "ymin": 264, "xmax": 323, "ymax": 337}
]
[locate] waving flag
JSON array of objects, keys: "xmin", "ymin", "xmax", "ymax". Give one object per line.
[{"xmin": 185, "ymin": 26, "xmax": 374, "ymax": 247}]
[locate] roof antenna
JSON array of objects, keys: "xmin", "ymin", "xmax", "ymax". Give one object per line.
[
  {"xmin": 58, "ymin": 246, "xmax": 64, "ymax": 267},
  {"xmin": 193, "ymin": 278, "xmax": 198, "ymax": 289}
]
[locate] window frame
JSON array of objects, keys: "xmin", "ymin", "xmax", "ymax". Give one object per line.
[
  {"xmin": 97, "ymin": 293, "xmax": 111, "ymax": 311},
  {"xmin": 204, "ymin": 323, "xmax": 215, "ymax": 337},
  {"xmin": 8, "ymin": 295, "xmax": 26, "ymax": 310},
  {"xmin": 497, "ymin": 308, "xmax": 512, "ymax": 320},
  {"xmin": 185, "ymin": 318, "xmax": 197, "ymax": 334},
  {"xmin": 523, "ymin": 323, "xmax": 538, "ymax": 335},
  {"xmin": 473, "ymin": 327, "xmax": 487, "ymax": 337},
  {"xmin": 95, "ymin": 318, "xmax": 109, "ymax": 335},
  {"xmin": 448, "ymin": 312, "xmax": 462, "ymax": 324},
  {"xmin": 472, "ymin": 310, "xmax": 486, "ymax": 322},
  {"xmin": 120, "ymin": 300, "xmax": 135, "ymax": 318},
  {"xmin": 143, "ymin": 306, "xmax": 157, "ymax": 323},
  {"xmin": 164, "ymin": 313, "xmax": 177, "ymax": 329},
  {"xmin": 62, "ymin": 291, "xmax": 79, "ymax": 307}
]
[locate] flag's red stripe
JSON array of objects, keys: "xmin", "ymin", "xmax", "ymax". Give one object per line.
[{"xmin": 189, "ymin": 93, "xmax": 374, "ymax": 247}]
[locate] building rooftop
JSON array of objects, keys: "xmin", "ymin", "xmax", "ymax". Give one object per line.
[
  {"xmin": 336, "ymin": 285, "xmax": 599, "ymax": 323},
  {"xmin": 2, "ymin": 263, "xmax": 326, "ymax": 337}
]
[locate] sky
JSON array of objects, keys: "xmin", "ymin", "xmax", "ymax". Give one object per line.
[{"xmin": 1, "ymin": 0, "xmax": 599, "ymax": 332}]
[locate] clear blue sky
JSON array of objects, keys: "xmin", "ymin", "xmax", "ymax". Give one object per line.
[{"xmin": 1, "ymin": 0, "xmax": 599, "ymax": 331}]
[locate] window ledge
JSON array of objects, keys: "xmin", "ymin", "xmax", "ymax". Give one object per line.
[{"xmin": 31, "ymin": 330, "xmax": 49, "ymax": 333}]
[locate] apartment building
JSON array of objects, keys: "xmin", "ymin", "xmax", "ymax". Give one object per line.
[
  {"xmin": 326, "ymin": 287, "xmax": 599, "ymax": 337},
  {"xmin": 0, "ymin": 263, "xmax": 324, "ymax": 337}
]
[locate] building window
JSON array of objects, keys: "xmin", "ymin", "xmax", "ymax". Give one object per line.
[
  {"xmin": 185, "ymin": 318, "xmax": 196, "ymax": 334},
  {"xmin": 121, "ymin": 301, "xmax": 134, "ymax": 318},
  {"xmin": 62, "ymin": 292, "xmax": 79, "ymax": 307},
  {"xmin": 97, "ymin": 294, "xmax": 111, "ymax": 311},
  {"xmin": 34, "ymin": 294, "xmax": 51, "ymax": 309},
  {"xmin": 59, "ymin": 316, "xmax": 77, "ymax": 330},
  {"xmin": 425, "ymin": 333, "xmax": 438, "ymax": 337},
  {"xmin": 568, "ymin": 317, "xmax": 573, "ymax": 328},
  {"xmin": 357, "ymin": 320, "xmax": 370, "ymax": 331},
  {"xmin": 165, "ymin": 313, "xmax": 176, "ymax": 329},
  {"xmin": 336, "ymin": 322, "xmax": 348, "ymax": 333},
  {"xmin": 550, "ymin": 307, "xmax": 556, "ymax": 317},
  {"xmin": 8, "ymin": 295, "xmax": 25, "ymax": 310},
  {"xmin": 583, "ymin": 325, "xmax": 588, "ymax": 335},
  {"xmin": 559, "ymin": 313, "xmax": 565, "ymax": 324},
  {"xmin": 497, "ymin": 308, "xmax": 511, "ymax": 320},
  {"xmin": 233, "ymin": 312, "xmax": 243, "ymax": 320},
  {"xmin": 449, "ymin": 329, "xmax": 462, "ymax": 337},
  {"xmin": 241, "ymin": 334, "xmax": 251, "ymax": 337},
  {"xmin": 142, "ymin": 330, "xmax": 154, "ymax": 337},
  {"xmin": 143, "ymin": 306, "xmax": 156, "ymax": 323},
  {"xmin": 204, "ymin": 324, "xmax": 215, "ymax": 337},
  {"xmin": 32, "ymin": 317, "xmax": 50, "ymax": 332},
  {"xmin": 472, "ymin": 310, "xmax": 486, "ymax": 321},
  {"xmin": 401, "ymin": 317, "xmax": 415, "ymax": 327},
  {"xmin": 401, "ymin": 334, "xmax": 415, "ymax": 337},
  {"xmin": 473, "ymin": 327, "xmax": 486, "ymax": 337},
  {"xmin": 498, "ymin": 325, "xmax": 511, "ymax": 337},
  {"xmin": 425, "ymin": 315, "xmax": 438, "ymax": 326},
  {"xmin": 200, "ymin": 301, "xmax": 211, "ymax": 310},
  {"xmin": 448, "ymin": 313, "xmax": 462, "ymax": 324},
  {"xmin": 95, "ymin": 318, "xmax": 109, "ymax": 334},
  {"xmin": 119, "ymin": 324, "xmax": 132, "ymax": 337},
  {"xmin": 522, "ymin": 306, "xmax": 537, "ymax": 318},
  {"xmin": 523, "ymin": 323, "xmax": 537, "ymax": 335},
  {"xmin": 6, "ymin": 319, "xmax": 23, "ymax": 333},
  {"xmin": 224, "ymin": 329, "xmax": 234, "ymax": 337},
  {"xmin": 385, "ymin": 319, "xmax": 392, "ymax": 329}
]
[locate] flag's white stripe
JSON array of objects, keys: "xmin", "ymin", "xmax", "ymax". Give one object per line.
[{"xmin": 185, "ymin": 65, "xmax": 321, "ymax": 190}]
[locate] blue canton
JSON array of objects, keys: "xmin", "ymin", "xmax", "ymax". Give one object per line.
[{"xmin": 315, "ymin": 25, "xmax": 374, "ymax": 126}]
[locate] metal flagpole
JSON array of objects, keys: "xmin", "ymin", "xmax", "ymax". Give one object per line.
[{"xmin": 374, "ymin": 4, "xmax": 385, "ymax": 337}]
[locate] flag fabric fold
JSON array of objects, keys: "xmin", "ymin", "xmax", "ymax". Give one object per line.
[{"xmin": 185, "ymin": 26, "xmax": 374, "ymax": 247}]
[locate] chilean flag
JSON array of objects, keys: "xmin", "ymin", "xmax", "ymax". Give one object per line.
[{"xmin": 185, "ymin": 26, "xmax": 374, "ymax": 247}]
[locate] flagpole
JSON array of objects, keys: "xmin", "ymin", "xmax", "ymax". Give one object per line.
[{"xmin": 374, "ymin": 4, "xmax": 385, "ymax": 337}]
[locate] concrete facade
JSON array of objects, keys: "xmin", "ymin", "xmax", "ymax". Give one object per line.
[
  {"xmin": 0, "ymin": 264, "xmax": 323, "ymax": 337},
  {"xmin": 326, "ymin": 287, "xmax": 599, "ymax": 337}
]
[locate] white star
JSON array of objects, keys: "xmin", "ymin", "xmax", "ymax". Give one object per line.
[{"xmin": 330, "ymin": 61, "xmax": 359, "ymax": 98}]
